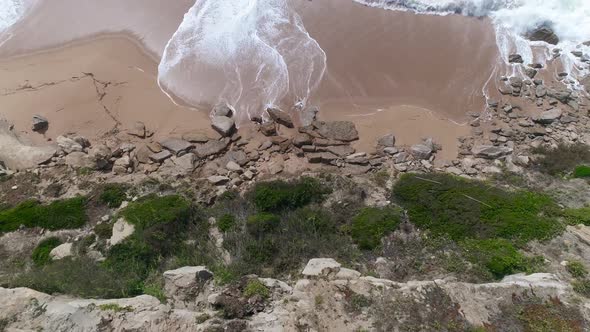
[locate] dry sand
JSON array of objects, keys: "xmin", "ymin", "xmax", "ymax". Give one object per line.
[{"xmin": 0, "ymin": 35, "xmax": 216, "ymax": 146}]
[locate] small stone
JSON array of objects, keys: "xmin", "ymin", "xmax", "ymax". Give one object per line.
[
  {"xmin": 150, "ymin": 150, "xmax": 172, "ymax": 163},
  {"xmin": 212, "ymin": 103, "xmax": 234, "ymax": 117},
  {"xmin": 260, "ymin": 122, "xmax": 277, "ymax": 136},
  {"xmin": 211, "ymin": 116, "xmax": 236, "ymax": 137},
  {"xmin": 377, "ymin": 133, "xmax": 396, "ymax": 147},
  {"xmin": 226, "ymin": 161, "xmax": 242, "ymax": 172},
  {"xmin": 267, "ymin": 107, "xmax": 294, "ymax": 128},
  {"xmin": 127, "ymin": 121, "xmax": 146, "ymax": 138},
  {"xmin": 508, "ymin": 54, "xmax": 524, "ymax": 63},
  {"xmin": 208, "ymin": 176, "xmax": 230, "ymax": 185},
  {"xmin": 32, "ymin": 115, "xmax": 48, "ymax": 132}
]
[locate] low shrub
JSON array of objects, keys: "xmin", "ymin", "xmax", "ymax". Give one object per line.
[
  {"xmin": 31, "ymin": 237, "xmax": 62, "ymax": 266},
  {"xmin": 350, "ymin": 207, "xmax": 402, "ymax": 250},
  {"xmin": 120, "ymin": 194, "xmax": 190, "ymax": 229},
  {"xmin": 461, "ymin": 239, "xmax": 541, "ymax": 279},
  {"xmin": 100, "ymin": 184, "xmax": 128, "ymax": 208},
  {"xmin": 98, "ymin": 303, "xmax": 133, "ymax": 312},
  {"xmin": 392, "ymin": 173, "xmax": 562, "ymax": 242},
  {"xmin": 0, "ymin": 197, "xmax": 87, "ymax": 233},
  {"xmin": 564, "ymin": 207, "xmax": 590, "ymax": 226},
  {"xmin": 246, "ymin": 213, "xmax": 280, "ymax": 236},
  {"xmin": 218, "ymin": 214, "xmax": 237, "ymax": 232},
  {"xmin": 573, "ymin": 279, "xmax": 590, "ymax": 297},
  {"xmin": 243, "ymin": 279, "xmax": 270, "ymax": 299},
  {"xmin": 94, "ymin": 222, "xmax": 113, "ymax": 239},
  {"xmin": 573, "ymin": 165, "xmax": 590, "ymax": 178},
  {"xmin": 566, "ymin": 261, "xmax": 588, "ymax": 279},
  {"xmin": 532, "ymin": 143, "xmax": 590, "ymax": 176},
  {"xmin": 252, "ymin": 177, "xmax": 329, "ymax": 212}
]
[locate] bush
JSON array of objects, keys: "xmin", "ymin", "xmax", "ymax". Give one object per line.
[
  {"xmin": 462, "ymin": 239, "xmax": 540, "ymax": 279},
  {"xmin": 564, "ymin": 207, "xmax": 590, "ymax": 226},
  {"xmin": 0, "ymin": 197, "xmax": 87, "ymax": 233},
  {"xmin": 573, "ymin": 279, "xmax": 590, "ymax": 297},
  {"xmin": 532, "ymin": 143, "xmax": 590, "ymax": 176},
  {"xmin": 574, "ymin": 165, "xmax": 590, "ymax": 178},
  {"xmin": 94, "ymin": 222, "xmax": 113, "ymax": 239},
  {"xmin": 392, "ymin": 173, "xmax": 562, "ymax": 242},
  {"xmin": 566, "ymin": 261, "xmax": 588, "ymax": 278},
  {"xmin": 243, "ymin": 279, "xmax": 270, "ymax": 299},
  {"xmin": 31, "ymin": 237, "xmax": 62, "ymax": 266},
  {"xmin": 98, "ymin": 303, "xmax": 133, "ymax": 312},
  {"xmin": 350, "ymin": 207, "xmax": 402, "ymax": 250},
  {"xmin": 218, "ymin": 214, "xmax": 237, "ymax": 232},
  {"xmin": 100, "ymin": 184, "xmax": 128, "ymax": 208},
  {"xmin": 252, "ymin": 177, "xmax": 328, "ymax": 212},
  {"xmin": 246, "ymin": 213, "xmax": 280, "ymax": 237},
  {"xmin": 120, "ymin": 195, "xmax": 190, "ymax": 229}
]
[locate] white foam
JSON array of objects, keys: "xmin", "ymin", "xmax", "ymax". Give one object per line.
[
  {"xmin": 0, "ymin": 0, "xmax": 34, "ymax": 44},
  {"xmin": 157, "ymin": 0, "xmax": 326, "ymax": 123}
]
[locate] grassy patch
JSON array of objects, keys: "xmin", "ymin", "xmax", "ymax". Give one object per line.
[
  {"xmin": 462, "ymin": 239, "xmax": 542, "ymax": 279},
  {"xmin": 564, "ymin": 207, "xmax": 590, "ymax": 226},
  {"xmin": 532, "ymin": 143, "xmax": 590, "ymax": 176},
  {"xmin": 243, "ymin": 279, "xmax": 270, "ymax": 299},
  {"xmin": 31, "ymin": 237, "xmax": 62, "ymax": 266},
  {"xmin": 251, "ymin": 177, "xmax": 329, "ymax": 212},
  {"xmin": 349, "ymin": 207, "xmax": 402, "ymax": 250},
  {"xmin": 573, "ymin": 279, "xmax": 590, "ymax": 297},
  {"xmin": 573, "ymin": 165, "xmax": 590, "ymax": 178},
  {"xmin": 566, "ymin": 261, "xmax": 588, "ymax": 279},
  {"xmin": 217, "ymin": 214, "xmax": 237, "ymax": 232},
  {"xmin": 0, "ymin": 197, "xmax": 87, "ymax": 233},
  {"xmin": 100, "ymin": 184, "xmax": 128, "ymax": 208},
  {"xmin": 392, "ymin": 173, "xmax": 562, "ymax": 242},
  {"xmin": 94, "ymin": 222, "xmax": 113, "ymax": 239},
  {"xmin": 120, "ymin": 194, "xmax": 190, "ymax": 229}
]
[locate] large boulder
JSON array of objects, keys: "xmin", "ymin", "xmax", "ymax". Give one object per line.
[
  {"xmin": 302, "ymin": 258, "xmax": 341, "ymax": 278},
  {"xmin": 211, "ymin": 116, "xmax": 236, "ymax": 137},
  {"xmin": 49, "ymin": 243, "xmax": 73, "ymax": 260},
  {"xmin": 159, "ymin": 138, "xmax": 192, "ymax": 156},
  {"xmin": 410, "ymin": 143, "xmax": 432, "ymax": 160},
  {"xmin": 313, "ymin": 121, "xmax": 359, "ymax": 142},
  {"xmin": 57, "ymin": 135, "xmax": 84, "ymax": 154},
  {"xmin": 471, "ymin": 145, "xmax": 513, "ymax": 159},
  {"xmin": 109, "ymin": 218, "xmax": 135, "ymax": 246},
  {"xmin": 267, "ymin": 107, "xmax": 294, "ymax": 128},
  {"xmin": 533, "ymin": 109, "xmax": 563, "ymax": 124},
  {"xmin": 526, "ymin": 25, "xmax": 559, "ymax": 45},
  {"xmin": 194, "ymin": 140, "xmax": 228, "ymax": 158},
  {"xmin": 377, "ymin": 133, "xmax": 396, "ymax": 148},
  {"xmin": 164, "ymin": 266, "xmax": 213, "ymax": 306},
  {"xmin": 65, "ymin": 151, "xmax": 96, "ymax": 169},
  {"xmin": 126, "ymin": 121, "xmax": 146, "ymax": 138},
  {"xmin": 0, "ymin": 120, "xmax": 56, "ymax": 170},
  {"xmin": 212, "ymin": 103, "xmax": 235, "ymax": 117}
]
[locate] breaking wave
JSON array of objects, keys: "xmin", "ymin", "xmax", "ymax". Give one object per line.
[{"xmin": 157, "ymin": 0, "xmax": 326, "ymax": 123}]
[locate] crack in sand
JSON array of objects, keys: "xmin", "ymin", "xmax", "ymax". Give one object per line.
[{"xmin": 82, "ymin": 72, "xmax": 126, "ymax": 128}]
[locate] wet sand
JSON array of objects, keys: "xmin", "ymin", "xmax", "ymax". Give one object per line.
[{"xmin": 0, "ymin": 35, "xmax": 216, "ymax": 146}]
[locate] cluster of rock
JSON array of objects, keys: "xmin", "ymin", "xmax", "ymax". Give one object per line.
[{"xmin": 0, "ymin": 257, "xmax": 584, "ymax": 331}]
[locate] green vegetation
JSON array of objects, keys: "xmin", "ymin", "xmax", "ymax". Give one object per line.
[
  {"xmin": 31, "ymin": 237, "xmax": 62, "ymax": 266},
  {"xmin": 252, "ymin": 177, "xmax": 329, "ymax": 212},
  {"xmin": 566, "ymin": 261, "xmax": 588, "ymax": 278},
  {"xmin": 564, "ymin": 207, "xmax": 590, "ymax": 226},
  {"xmin": 98, "ymin": 303, "xmax": 133, "ymax": 312},
  {"xmin": 0, "ymin": 197, "xmax": 87, "ymax": 233},
  {"xmin": 120, "ymin": 194, "xmax": 190, "ymax": 229},
  {"xmin": 243, "ymin": 279, "xmax": 270, "ymax": 299},
  {"xmin": 573, "ymin": 279, "xmax": 590, "ymax": 297},
  {"xmin": 349, "ymin": 207, "xmax": 401, "ymax": 250},
  {"xmin": 94, "ymin": 222, "xmax": 113, "ymax": 239},
  {"xmin": 246, "ymin": 213, "xmax": 280, "ymax": 236},
  {"xmin": 100, "ymin": 184, "xmax": 128, "ymax": 208},
  {"xmin": 217, "ymin": 214, "xmax": 237, "ymax": 232},
  {"xmin": 462, "ymin": 239, "xmax": 541, "ymax": 279},
  {"xmin": 392, "ymin": 173, "xmax": 562, "ymax": 242},
  {"xmin": 532, "ymin": 143, "xmax": 590, "ymax": 176},
  {"xmin": 573, "ymin": 165, "xmax": 590, "ymax": 178}
]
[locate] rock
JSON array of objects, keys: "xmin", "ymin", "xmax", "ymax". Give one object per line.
[
  {"xmin": 260, "ymin": 122, "xmax": 277, "ymax": 136},
  {"xmin": 88, "ymin": 144, "xmax": 112, "ymax": 169},
  {"xmin": 65, "ymin": 151, "xmax": 96, "ymax": 169},
  {"xmin": 302, "ymin": 258, "xmax": 341, "ymax": 278},
  {"xmin": 0, "ymin": 120, "xmax": 57, "ymax": 170},
  {"xmin": 326, "ymin": 145, "xmax": 355, "ymax": 157},
  {"xmin": 335, "ymin": 268, "xmax": 362, "ymax": 280},
  {"xmin": 194, "ymin": 140, "xmax": 228, "ymax": 158},
  {"xmin": 32, "ymin": 115, "xmax": 48, "ymax": 132},
  {"xmin": 471, "ymin": 145, "xmax": 513, "ymax": 159},
  {"xmin": 226, "ymin": 161, "xmax": 242, "ymax": 172},
  {"xmin": 267, "ymin": 107, "xmax": 294, "ymax": 128},
  {"xmin": 127, "ymin": 121, "xmax": 146, "ymax": 138},
  {"xmin": 110, "ymin": 218, "xmax": 135, "ymax": 246},
  {"xmin": 182, "ymin": 131, "xmax": 209, "ymax": 143},
  {"xmin": 212, "ymin": 103, "xmax": 234, "ymax": 117},
  {"xmin": 147, "ymin": 142, "xmax": 162, "ymax": 153},
  {"xmin": 535, "ymin": 85, "xmax": 547, "ymax": 98},
  {"xmin": 164, "ymin": 266, "xmax": 213, "ymax": 304},
  {"xmin": 172, "ymin": 153, "xmax": 196, "ymax": 173},
  {"xmin": 524, "ymin": 67, "xmax": 537, "ymax": 79},
  {"xmin": 293, "ymin": 133, "xmax": 313, "ymax": 147},
  {"xmin": 581, "ymin": 75, "xmax": 590, "ymax": 93},
  {"xmin": 57, "ymin": 135, "xmax": 84, "ymax": 154},
  {"xmin": 150, "ymin": 150, "xmax": 172, "ymax": 163},
  {"xmin": 135, "ymin": 145, "xmax": 152, "ymax": 164},
  {"xmin": 313, "ymin": 121, "xmax": 359, "ymax": 142},
  {"xmin": 49, "ymin": 243, "xmax": 73, "ymax": 260},
  {"xmin": 306, "ymin": 152, "xmax": 338, "ymax": 164},
  {"xmin": 377, "ymin": 133, "xmax": 396, "ymax": 148},
  {"xmin": 208, "ymin": 176, "xmax": 230, "ymax": 185},
  {"xmin": 383, "ymin": 147, "xmax": 398, "ymax": 155},
  {"xmin": 508, "ymin": 54, "xmax": 524, "ymax": 63},
  {"xmin": 113, "ymin": 155, "xmax": 132, "ymax": 174},
  {"xmin": 159, "ymin": 138, "xmax": 192, "ymax": 156},
  {"xmin": 300, "ymin": 105, "xmax": 319, "ymax": 127},
  {"xmin": 211, "ymin": 116, "xmax": 236, "ymax": 137},
  {"xmin": 446, "ymin": 166, "xmax": 463, "ymax": 175},
  {"xmin": 410, "ymin": 144, "xmax": 432, "ymax": 160},
  {"xmin": 526, "ymin": 25, "xmax": 559, "ymax": 45},
  {"xmin": 533, "ymin": 109, "xmax": 563, "ymax": 124}
]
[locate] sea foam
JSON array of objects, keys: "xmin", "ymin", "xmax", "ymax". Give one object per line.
[{"xmin": 157, "ymin": 0, "xmax": 326, "ymax": 123}]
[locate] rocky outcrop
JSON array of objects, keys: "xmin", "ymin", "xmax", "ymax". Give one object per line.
[
  {"xmin": 526, "ymin": 25, "xmax": 559, "ymax": 45},
  {"xmin": 0, "ymin": 119, "xmax": 56, "ymax": 170}
]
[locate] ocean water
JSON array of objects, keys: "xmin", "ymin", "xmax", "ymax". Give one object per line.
[{"xmin": 1, "ymin": 0, "xmax": 588, "ymax": 118}]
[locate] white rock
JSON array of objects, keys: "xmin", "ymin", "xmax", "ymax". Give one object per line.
[
  {"xmin": 334, "ymin": 268, "xmax": 361, "ymax": 280},
  {"xmin": 109, "ymin": 218, "xmax": 135, "ymax": 246},
  {"xmin": 302, "ymin": 258, "xmax": 341, "ymax": 278},
  {"xmin": 49, "ymin": 243, "xmax": 73, "ymax": 260}
]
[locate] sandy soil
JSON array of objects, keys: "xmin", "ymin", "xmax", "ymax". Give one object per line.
[{"xmin": 0, "ymin": 35, "xmax": 217, "ymax": 146}]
